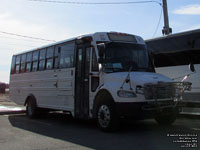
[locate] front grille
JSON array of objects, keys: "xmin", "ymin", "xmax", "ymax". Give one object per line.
[{"xmin": 144, "ymin": 82, "xmax": 176, "ymax": 99}]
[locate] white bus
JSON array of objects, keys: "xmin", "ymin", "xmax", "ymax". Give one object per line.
[
  {"xmin": 146, "ymin": 29, "xmax": 200, "ymax": 111},
  {"xmin": 10, "ymin": 32, "xmax": 190, "ymax": 131}
]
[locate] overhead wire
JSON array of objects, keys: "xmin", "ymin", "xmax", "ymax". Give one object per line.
[
  {"xmin": 152, "ymin": 6, "xmax": 162, "ymax": 37},
  {"xmin": 28, "ymin": 0, "xmax": 162, "ymax": 6},
  {"xmin": 0, "ymin": 35, "xmax": 51, "ymax": 43},
  {"xmin": 0, "ymin": 31, "xmax": 56, "ymax": 42},
  {"xmin": 28, "ymin": 0, "xmax": 163, "ymax": 36},
  {"xmin": 2, "ymin": 0, "xmax": 163, "ymax": 44}
]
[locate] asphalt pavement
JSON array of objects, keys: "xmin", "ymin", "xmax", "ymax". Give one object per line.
[
  {"xmin": 0, "ymin": 95, "xmax": 199, "ymax": 150},
  {"xmin": 0, "ymin": 113, "xmax": 199, "ymax": 150}
]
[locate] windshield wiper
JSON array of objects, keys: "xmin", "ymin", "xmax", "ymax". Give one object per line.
[{"xmin": 120, "ymin": 66, "xmax": 133, "ymax": 90}]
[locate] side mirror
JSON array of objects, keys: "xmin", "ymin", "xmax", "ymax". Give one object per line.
[
  {"xmin": 97, "ymin": 43, "xmax": 105, "ymax": 58},
  {"xmin": 189, "ymin": 63, "xmax": 196, "ymax": 72}
]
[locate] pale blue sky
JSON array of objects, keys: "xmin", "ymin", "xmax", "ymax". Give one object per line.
[{"xmin": 0, "ymin": 0, "xmax": 200, "ymax": 83}]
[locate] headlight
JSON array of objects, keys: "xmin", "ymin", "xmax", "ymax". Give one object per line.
[{"xmin": 117, "ymin": 90, "xmax": 137, "ymax": 98}]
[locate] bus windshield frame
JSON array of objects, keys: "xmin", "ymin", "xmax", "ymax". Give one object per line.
[{"xmin": 102, "ymin": 42, "xmax": 154, "ymax": 73}]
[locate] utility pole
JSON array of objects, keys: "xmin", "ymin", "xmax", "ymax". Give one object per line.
[{"xmin": 162, "ymin": 0, "xmax": 172, "ymax": 35}]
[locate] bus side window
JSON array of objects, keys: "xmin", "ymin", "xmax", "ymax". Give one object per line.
[
  {"xmin": 92, "ymin": 48, "xmax": 99, "ymax": 71},
  {"xmin": 15, "ymin": 55, "xmax": 21, "ymax": 73},
  {"xmin": 11, "ymin": 56, "xmax": 16, "ymax": 74},
  {"xmin": 32, "ymin": 51, "xmax": 39, "ymax": 72},
  {"xmin": 20, "ymin": 54, "xmax": 26, "ymax": 73},
  {"xmin": 59, "ymin": 42, "xmax": 75, "ymax": 68},
  {"xmin": 54, "ymin": 46, "xmax": 59, "ymax": 69},
  {"xmin": 91, "ymin": 48, "xmax": 99, "ymax": 92},
  {"xmin": 39, "ymin": 49, "xmax": 46, "ymax": 71},
  {"xmin": 46, "ymin": 46, "xmax": 54, "ymax": 70},
  {"xmin": 26, "ymin": 52, "xmax": 32, "ymax": 72}
]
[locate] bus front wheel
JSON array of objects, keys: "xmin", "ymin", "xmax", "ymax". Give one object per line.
[{"xmin": 96, "ymin": 100, "xmax": 120, "ymax": 132}]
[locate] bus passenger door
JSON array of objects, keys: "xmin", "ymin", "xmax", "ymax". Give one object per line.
[{"xmin": 75, "ymin": 46, "xmax": 91, "ymax": 119}]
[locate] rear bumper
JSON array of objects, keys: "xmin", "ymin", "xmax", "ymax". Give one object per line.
[{"xmin": 115, "ymin": 101, "xmax": 180, "ymax": 119}]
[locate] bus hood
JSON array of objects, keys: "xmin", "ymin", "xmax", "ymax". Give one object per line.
[{"xmin": 103, "ymin": 72, "xmax": 173, "ymax": 89}]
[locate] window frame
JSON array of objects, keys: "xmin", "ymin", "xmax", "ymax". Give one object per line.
[
  {"xmin": 15, "ymin": 55, "xmax": 21, "ymax": 74},
  {"xmin": 91, "ymin": 48, "xmax": 99, "ymax": 72},
  {"xmin": 31, "ymin": 50, "xmax": 39, "ymax": 72},
  {"xmin": 59, "ymin": 41, "xmax": 75, "ymax": 69},
  {"xmin": 46, "ymin": 46, "xmax": 54, "ymax": 70},
  {"xmin": 39, "ymin": 48, "xmax": 46, "ymax": 71},
  {"xmin": 20, "ymin": 53, "xmax": 26, "ymax": 73},
  {"xmin": 11, "ymin": 56, "xmax": 16, "ymax": 74},
  {"xmin": 26, "ymin": 52, "xmax": 33, "ymax": 72}
]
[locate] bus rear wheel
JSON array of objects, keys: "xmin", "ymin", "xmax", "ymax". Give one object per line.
[
  {"xmin": 26, "ymin": 98, "xmax": 38, "ymax": 118},
  {"xmin": 97, "ymin": 100, "xmax": 120, "ymax": 132}
]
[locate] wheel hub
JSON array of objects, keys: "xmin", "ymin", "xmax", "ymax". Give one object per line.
[{"xmin": 98, "ymin": 105, "xmax": 111, "ymax": 128}]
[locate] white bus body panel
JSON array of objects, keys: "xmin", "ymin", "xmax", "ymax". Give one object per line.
[{"xmin": 10, "ymin": 68, "xmax": 75, "ymax": 113}]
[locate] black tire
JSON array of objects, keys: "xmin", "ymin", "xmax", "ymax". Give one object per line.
[
  {"xmin": 155, "ymin": 109, "xmax": 178, "ymax": 125},
  {"xmin": 96, "ymin": 100, "xmax": 120, "ymax": 132},
  {"xmin": 26, "ymin": 98, "xmax": 38, "ymax": 118}
]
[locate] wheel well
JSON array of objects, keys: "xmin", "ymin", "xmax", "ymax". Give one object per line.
[
  {"xmin": 93, "ymin": 89, "xmax": 114, "ymax": 118},
  {"xmin": 24, "ymin": 94, "xmax": 37, "ymax": 106}
]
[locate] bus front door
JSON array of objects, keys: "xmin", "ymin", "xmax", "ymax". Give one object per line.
[{"xmin": 75, "ymin": 46, "xmax": 91, "ymax": 119}]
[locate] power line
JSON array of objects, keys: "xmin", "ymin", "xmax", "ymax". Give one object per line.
[
  {"xmin": 0, "ymin": 31, "xmax": 56, "ymax": 42},
  {"xmin": 152, "ymin": 7, "xmax": 162, "ymax": 37},
  {"xmin": 29, "ymin": 0, "xmax": 162, "ymax": 6},
  {"xmin": 4, "ymin": 1, "xmax": 162, "ymax": 42},
  {"xmin": 0, "ymin": 35, "xmax": 51, "ymax": 43}
]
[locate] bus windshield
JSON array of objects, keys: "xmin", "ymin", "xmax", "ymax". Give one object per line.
[{"xmin": 103, "ymin": 42, "xmax": 153, "ymax": 72}]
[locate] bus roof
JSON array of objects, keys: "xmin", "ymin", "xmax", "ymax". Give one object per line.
[
  {"xmin": 145, "ymin": 29, "xmax": 200, "ymax": 53},
  {"xmin": 146, "ymin": 28, "xmax": 200, "ymax": 42},
  {"xmin": 13, "ymin": 32, "xmax": 145, "ymax": 56}
]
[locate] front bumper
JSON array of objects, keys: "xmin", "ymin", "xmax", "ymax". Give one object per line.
[{"xmin": 115, "ymin": 100, "xmax": 181, "ymax": 119}]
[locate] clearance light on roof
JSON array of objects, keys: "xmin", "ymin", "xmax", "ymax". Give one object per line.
[
  {"xmin": 76, "ymin": 36, "xmax": 92, "ymax": 44},
  {"xmin": 108, "ymin": 32, "xmax": 137, "ymax": 43}
]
